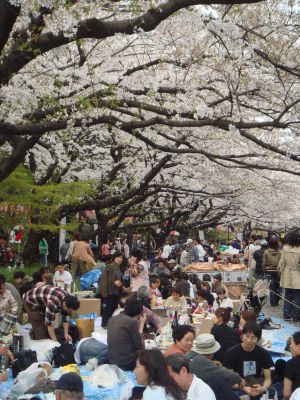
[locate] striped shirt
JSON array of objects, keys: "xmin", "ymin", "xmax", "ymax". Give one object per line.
[{"xmin": 23, "ymin": 285, "xmax": 68, "ymax": 326}]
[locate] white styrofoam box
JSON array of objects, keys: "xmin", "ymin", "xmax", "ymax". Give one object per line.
[
  {"xmin": 223, "ymin": 270, "xmax": 247, "ymax": 283},
  {"xmin": 187, "ymin": 271, "xmax": 223, "ymax": 282}
]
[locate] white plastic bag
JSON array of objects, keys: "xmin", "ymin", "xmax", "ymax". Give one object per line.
[
  {"xmin": 120, "ymin": 380, "xmax": 134, "ymax": 400},
  {"xmin": 89, "ymin": 364, "xmax": 127, "ymax": 388}
]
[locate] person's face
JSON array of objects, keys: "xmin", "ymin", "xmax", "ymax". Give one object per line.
[
  {"xmin": 168, "ymin": 262, "xmax": 176, "ymax": 269},
  {"xmin": 151, "ymin": 281, "xmax": 159, "ymax": 289},
  {"xmin": 57, "ymin": 266, "xmax": 64, "ymax": 274},
  {"xmin": 168, "ymin": 366, "xmax": 187, "ymax": 390},
  {"xmin": 134, "ymin": 359, "xmax": 149, "ymax": 386},
  {"xmin": 158, "ymin": 262, "xmax": 164, "ymax": 269},
  {"xmin": 218, "ymin": 292, "xmax": 226, "ymax": 299},
  {"xmin": 15, "ymin": 277, "xmax": 22, "ymax": 285},
  {"xmin": 176, "ymin": 332, "xmax": 195, "ymax": 353},
  {"xmin": 290, "ymin": 337, "xmax": 300, "ymax": 357},
  {"xmin": 172, "ymin": 292, "xmax": 180, "ymax": 300},
  {"xmin": 242, "ymin": 331, "xmax": 258, "ymax": 351},
  {"xmin": 239, "ymin": 316, "xmax": 246, "ymax": 327},
  {"xmin": 114, "ymin": 256, "xmax": 123, "ymax": 265}
]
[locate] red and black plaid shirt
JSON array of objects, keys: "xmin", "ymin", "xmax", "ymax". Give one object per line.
[{"xmin": 23, "ymin": 285, "xmax": 68, "ymax": 326}]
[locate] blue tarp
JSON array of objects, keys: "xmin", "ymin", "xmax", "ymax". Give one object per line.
[{"xmin": 80, "ymin": 268, "xmax": 101, "ymax": 291}]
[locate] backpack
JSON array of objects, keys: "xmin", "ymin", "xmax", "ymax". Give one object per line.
[
  {"xmin": 12, "ymin": 350, "xmax": 37, "ymax": 378},
  {"xmin": 253, "ymin": 247, "xmax": 266, "ymax": 275},
  {"xmin": 52, "ymin": 343, "xmax": 75, "ymax": 367}
]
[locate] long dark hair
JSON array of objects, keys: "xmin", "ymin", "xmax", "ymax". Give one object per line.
[{"xmin": 137, "ymin": 349, "xmax": 185, "ymax": 400}]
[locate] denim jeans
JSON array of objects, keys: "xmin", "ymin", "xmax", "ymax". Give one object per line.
[
  {"xmin": 284, "ymin": 288, "xmax": 300, "ymax": 320},
  {"xmin": 265, "ymin": 273, "xmax": 280, "ymax": 306},
  {"xmin": 79, "ymin": 338, "xmax": 108, "ymax": 364}
]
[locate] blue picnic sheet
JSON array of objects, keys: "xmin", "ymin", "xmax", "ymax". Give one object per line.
[{"xmin": 0, "ymin": 368, "xmax": 137, "ymax": 400}]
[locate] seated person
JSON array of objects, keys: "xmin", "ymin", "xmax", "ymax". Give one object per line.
[
  {"xmin": 186, "ymin": 333, "xmax": 243, "ymax": 394},
  {"xmin": 284, "ymin": 331, "xmax": 300, "ymax": 400},
  {"xmin": 223, "ymin": 322, "xmax": 274, "ymax": 398},
  {"xmin": 0, "ymin": 274, "xmax": 18, "ymax": 319},
  {"xmin": 213, "ymin": 286, "xmax": 233, "ymax": 312},
  {"xmin": 164, "ymin": 325, "xmax": 195, "ymax": 357},
  {"xmin": 107, "ymin": 297, "xmax": 145, "ymax": 370},
  {"xmin": 136, "ymin": 288, "xmax": 162, "ymax": 332},
  {"xmin": 159, "ymin": 272, "xmax": 174, "ymax": 300},
  {"xmin": 53, "ymin": 264, "xmax": 73, "ymax": 292},
  {"xmin": 166, "ymin": 354, "xmax": 216, "ymax": 400},
  {"xmin": 211, "ymin": 308, "xmax": 241, "ymax": 364},
  {"xmin": 149, "ymin": 277, "xmax": 162, "ymax": 301},
  {"xmin": 165, "ymin": 287, "xmax": 188, "ymax": 315},
  {"xmin": 194, "ymin": 288, "xmax": 215, "ymax": 311}
]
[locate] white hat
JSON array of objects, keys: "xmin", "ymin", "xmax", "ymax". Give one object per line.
[
  {"xmin": 168, "ymin": 259, "xmax": 176, "ymax": 264},
  {"xmin": 186, "ymin": 238, "xmax": 193, "ymax": 244},
  {"xmin": 192, "ymin": 334, "xmax": 221, "ymax": 355}
]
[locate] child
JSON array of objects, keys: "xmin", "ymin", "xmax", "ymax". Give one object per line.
[{"xmin": 284, "ymin": 331, "xmax": 300, "ymax": 399}]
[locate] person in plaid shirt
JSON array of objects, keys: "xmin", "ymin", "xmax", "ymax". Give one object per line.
[{"xmin": 23, "ymin": 285, "xmax": 79, "ymax": 342}]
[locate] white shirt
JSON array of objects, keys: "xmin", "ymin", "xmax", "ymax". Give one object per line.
[
  {"xmin": 188, "ymin": 375, "xmax": 216, "ymax": 400},
  {"xmin": 53, "ymin": 270, "xmax": 73, "ymax": 291},
  {"xmin": 143, "ymin": 386, "xmax": 175, "ymax": 400},
  {"xmin": 162, "ymin": 244, "xmax": 172, "ymax": 259},
  {"xmin": 291, "ymin": 388, "xmax": 300, "ymax": 400},
  {"xmin": 213, "ymin": 297, "xmax": 233, "ymax": 311},
  {"xmin": 197, "ymin": 244, "xmax": 205, "ymax": 261}
]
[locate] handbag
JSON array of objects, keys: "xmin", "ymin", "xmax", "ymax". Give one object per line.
[
  {"xmin": 12, "ymin": 350, "xmax": 37, "ymax": 378},
  {"xmin": 52, "ymin": 343, "xmax": 75, "ymax": 367}
]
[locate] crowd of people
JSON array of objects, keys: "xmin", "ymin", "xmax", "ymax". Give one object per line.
[{"xmin": 0, "ymin": 228, "xmax": 300, "ymax": 400}]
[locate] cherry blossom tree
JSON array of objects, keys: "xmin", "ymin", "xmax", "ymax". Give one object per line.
[{"xmin": 0, "ymin": 0, "xmax": 300, "ymax": 234}]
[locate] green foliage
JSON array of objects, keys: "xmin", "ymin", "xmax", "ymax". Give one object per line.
[
  {"xmin": 0, "ymin": 164, "xmax": 97, "ymax": 233},
  {"xmin": 1, "ymin": 265, "xmax": 41, "ymax": 284}
]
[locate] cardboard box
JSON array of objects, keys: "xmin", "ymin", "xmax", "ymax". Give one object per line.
[
  {"xmin": 77, "ymin": 298, "xmax": 100, "ymax": 316},
  {"xmin": 195, "ymin": 317, "xmax": 214, "ymax": 335}
]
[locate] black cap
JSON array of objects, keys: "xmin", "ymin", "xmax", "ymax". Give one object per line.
[{"xmin": 56, "ymin": 373, "xmax": 83, "ymax": 392}]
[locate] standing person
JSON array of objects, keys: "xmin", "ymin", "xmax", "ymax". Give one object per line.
[
  {"xmin": 161, "ymin": 240, "xmax": 172, "ymax": 260},
  {"xmin": 129, "ymin": 249, "xmax": 149, "ymax": 293},
  {"xmin": 101, "ymin": 239, "xmax": 110, "ymax": 257},
  {"xmin": 262, "ymin": 237, "xmax": 281, "ymax": 306},
  {"xmin": 53, "ymin": 264, "xmax": 73, "ymax": 292},
  {"xmin": 284, "ymin": 331, "xmax": 300, "ymax": 400},
  {"xmin": 122, "ymin": 239, "xmax": 130, "ymax": 259},
  {"xmin": 99, "ymin": 251, "xmax": 123, "ymax": 328},
  {"xmin": 278, "ymin": 230, "xmax": 300, "ymax": 321},
  {"xmin": 70, "ymin": 232, "xmax": 96, "ymax": 278},
  {"xmin": 23, "ymin": 286, "xmax": 80, "ymax": 341},
  {"xmin": 134, "ymin": 349, "xmax": 185, "ymax": 400},
  {"xmin": 223, "ymin": 322, "xmax": 274, "ymax": 398},
  {"xmin": 59, "ymin": 238, "xmax": 70, "ymax": 264},
  {"xmin": 39, "ymin": 237, "xmax": 49, "ymax": 266},
  {"xmin": 0, "ymin": 274, "xmax": 18, "ymax": 318}
]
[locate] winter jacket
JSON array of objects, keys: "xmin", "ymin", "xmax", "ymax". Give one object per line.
[
  {"xmin": 278, "ymin": 245, "xmax": 300, "ymax": 289},
  {"xmin": 262, "ymin": 248, "xmax": 281, "ymax": 273}
]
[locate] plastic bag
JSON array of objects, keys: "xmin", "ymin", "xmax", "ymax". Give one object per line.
[
  {"xmin": 120, "ymin": 380, "xmax": 134, "ymax": 400},
  {"xmin": 89, "ymin": 364, "xmax": 127, "ymax": 388},
  {"xmin": 80, "ymin": 268, "xmax": 101, "ymax": 290},
  {"xmin": 10, "ymin": 362, "xmax": 52, "ymax": 400},
  {"xmin": 25, "ymin": 339, "xmax": 60, "ymax": 363}
]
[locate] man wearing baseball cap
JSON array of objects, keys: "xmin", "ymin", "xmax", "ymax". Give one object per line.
[{"xmin": 55, "ymin": 372, "xmax": 84, "ymax": 400}]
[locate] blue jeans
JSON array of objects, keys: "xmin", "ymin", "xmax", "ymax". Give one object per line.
[
  {"xmin": 265, "ymin": 273, "xmax": 279, "ymax": 306},
  {"xmin": 284, "ymin": 288, "xmax": 300, "ymax": 320},
  {"xmin": 79, "ymin": 338, "xmax": 108, "ymax": 364}
]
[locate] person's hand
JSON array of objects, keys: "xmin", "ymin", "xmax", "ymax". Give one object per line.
[
  {"xmin": 251, "ymin": 384, "xmax": 266, "ymax": 396},
  {"xmin": 114, "ymin": 280, "xmax": 122, "ymax": 287},
  {"xmin": 139, "ymin": 313, "xmax": 147, "ymax": 325},
  {"xmin": 64, "ymin": 333, "xmax": 73, "ymax": 343},
  {"xmin": 243, "ymin": 386, "xmax": 254, "ymax": 396}
]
